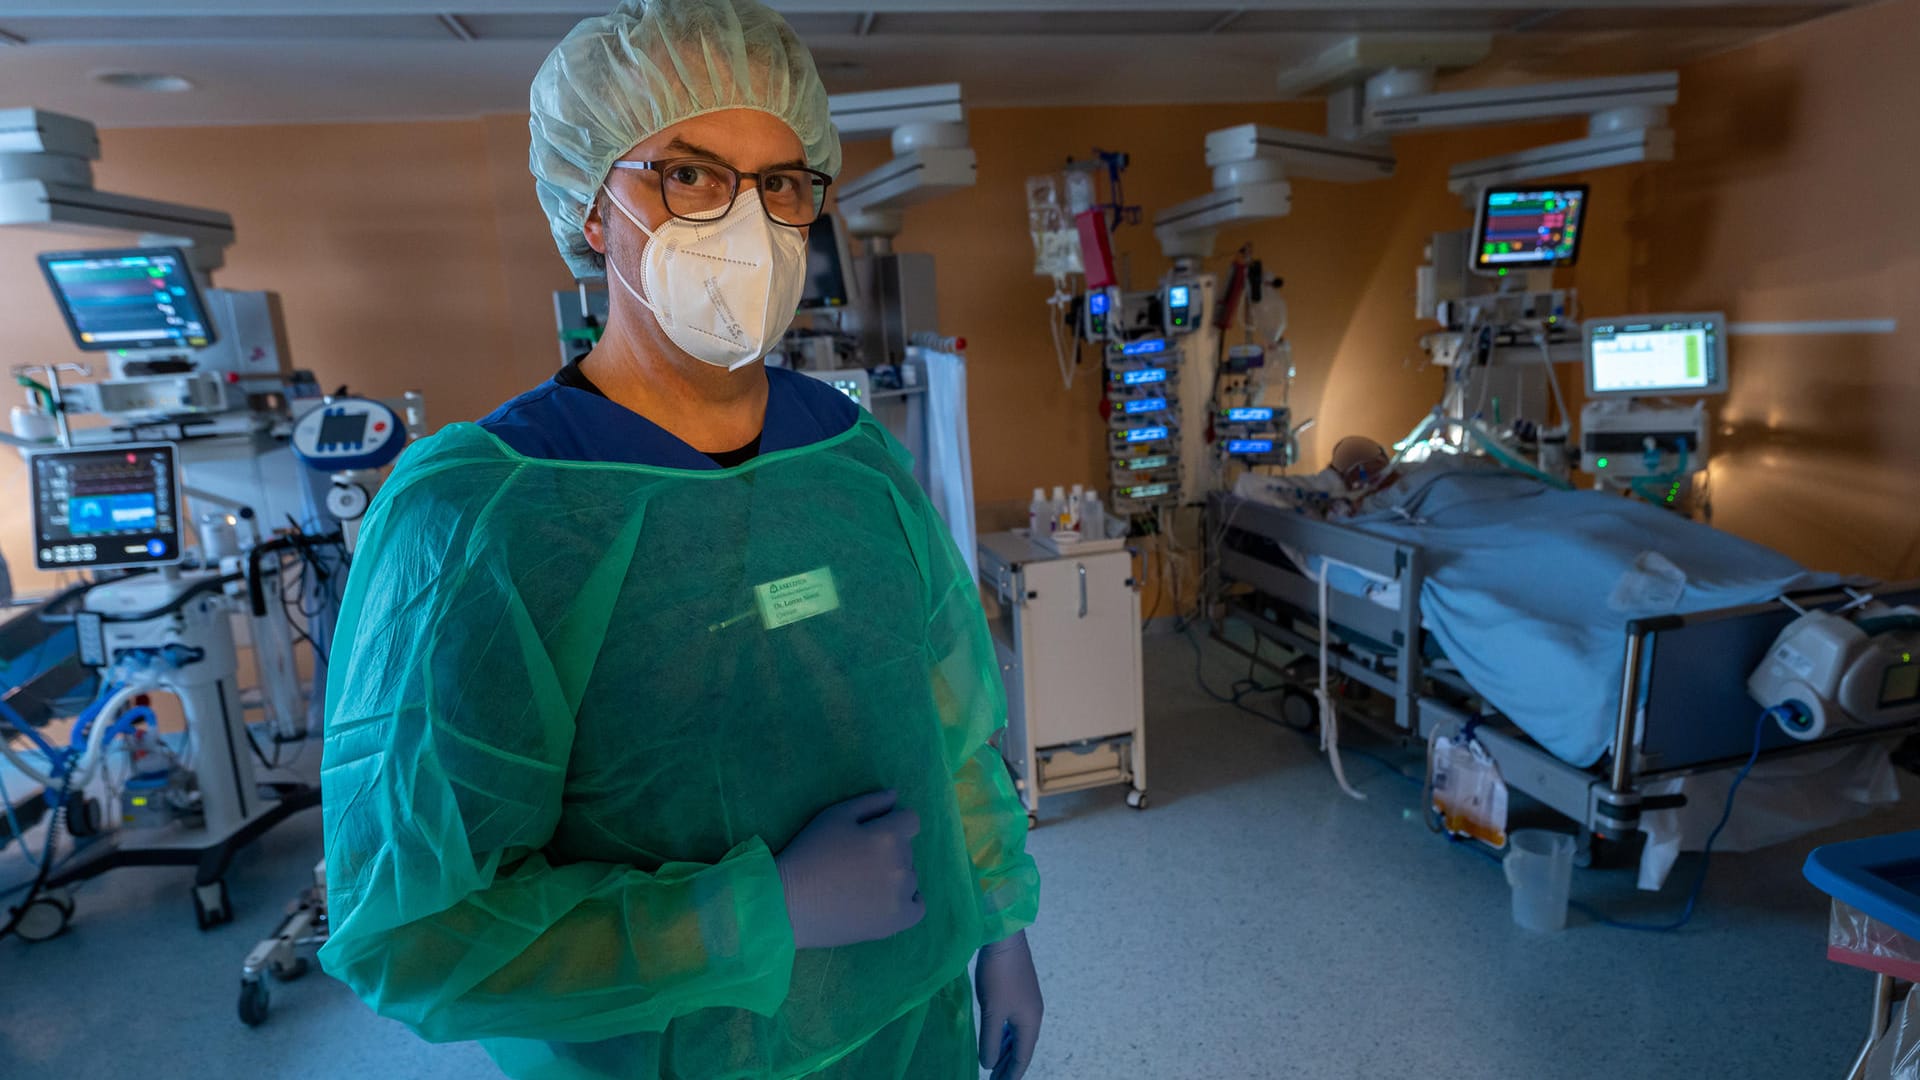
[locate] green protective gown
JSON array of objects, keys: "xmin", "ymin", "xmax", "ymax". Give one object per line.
[{"xmin": 317, "ymin": 416, "xmax": 1039, "ymax": 1079}]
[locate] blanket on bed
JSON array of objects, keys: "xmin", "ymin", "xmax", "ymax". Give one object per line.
[{"xmin": 1340, "ymin": 469, "xmax": 1830, "ymax": 766}]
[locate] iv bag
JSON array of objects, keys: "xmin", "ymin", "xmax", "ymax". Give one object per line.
[{"xmin": 1027, "ymin": 175, "xmax": 1083, "ymax": 278}]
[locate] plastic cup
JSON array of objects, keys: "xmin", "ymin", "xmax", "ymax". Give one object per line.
[{"xmin": 1504, "ymin": 829, "xmax": 1575, "ymax": 931}]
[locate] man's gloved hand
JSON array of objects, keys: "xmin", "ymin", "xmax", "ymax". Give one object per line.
[
  {"xmin": 976, "ymin": 930, "xmax": 1042, "ymax": 1080},
  {"xmin": 775, "ymin": 790, "xmax": 925, "ymax": 949}
]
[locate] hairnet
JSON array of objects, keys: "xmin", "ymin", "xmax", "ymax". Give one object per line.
[{"xmin": 529, "ymin": 0, "xmax": 843, "ymax": 279}]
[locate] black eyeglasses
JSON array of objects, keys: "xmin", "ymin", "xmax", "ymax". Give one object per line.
[{"xmin": 608, "ymin": 157, "xmax": 831, "ymax": 228}]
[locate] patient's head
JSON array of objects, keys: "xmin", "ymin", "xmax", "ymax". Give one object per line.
[{"xmin": 1330, "ymin": 436, "xmax": 1392, "ymax": 491}]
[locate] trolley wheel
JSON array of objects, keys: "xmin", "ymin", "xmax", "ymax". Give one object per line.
[
  {"xmin": 271, "ymin": 956, "xmax": 311, "ymax": 981},
  {"xmin": 194, "ymin": 880, "xmax": 233, "ymax": 931},
  {"xmin": 11, "ymin": 895, "xmax": 72, "ymax": 943},
  {"xmin": 238, "ymin": 978, "xmax": 271, "ymax": 1027},
  {"xmin": 1126, "ymin": 789, "xmax": 1149, "ymax": 810}
]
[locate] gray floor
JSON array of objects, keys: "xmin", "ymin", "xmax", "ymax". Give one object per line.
[{"xmin": 2, "ymin": 634, "xmax": 1908, "ymax": 1079}]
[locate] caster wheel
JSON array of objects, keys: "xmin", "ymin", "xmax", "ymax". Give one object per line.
[
  {"xmin": 271, "ymin": 957, "xmax": 311, "ymax": 981},
  {"xmin": 11, "ymin": 895, "xmax": 72, "ymax": 943},
  {"xmin": 1279, "ymin": 688, "xmax": 1318, "ymax": 731},
  {"xmin": 64, "ymin": 795, "xmax": 105, "ymax": 838},
  {"xmin": 1126, "ymin": 789, "xmax": 1149, "ymax": 810},
  {"xmin": 194, "ymin": 881, "xmax": 233, "ymax": 931},
  {"xmin": 238, "ymin": 978, "xmax": 271, "ymax": 1027},
  {"xmin": 1026, "ymin": 812, "xmax": 1039, "ymax": 830}
]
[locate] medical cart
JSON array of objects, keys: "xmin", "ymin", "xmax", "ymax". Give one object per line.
[
  {"xmin": 978, "ymin": 531, "xmax": 1147, "ymax": 823},
  {"xmin": 1805, "ymin": 832, "xmax": 1920, "ymax": 1078}
]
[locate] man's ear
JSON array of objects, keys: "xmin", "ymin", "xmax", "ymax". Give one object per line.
[{"xmin": 583, "ymin": 193, "xmax": 608, "ymax": 256}]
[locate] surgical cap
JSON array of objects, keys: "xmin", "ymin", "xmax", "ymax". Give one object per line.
[{"xmin": 529, "ymin": 0, "xmax": 843, "ymax": 279}]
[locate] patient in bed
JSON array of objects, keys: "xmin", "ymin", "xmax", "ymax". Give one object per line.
[
  {"xmin": 1235, "ymin": 434, "xmax": 1480, "ymax": 518},
  {"xmin": 1230, "ymin": 429, "xmax": 1888, "ymax": 890}
]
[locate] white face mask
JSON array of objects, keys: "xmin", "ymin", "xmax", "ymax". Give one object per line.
[{"xmin": 601, "ymin": 185, "xmax": 808, "ymax": 372}]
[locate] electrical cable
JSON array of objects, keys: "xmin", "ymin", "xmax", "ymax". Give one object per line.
[
  {"xmin": 0, "ymin": 765, "xmax": 42, "ymax": 869},
  {"xmin": 1568, "ymin": 709, "xmax": 1770, "ymax": 933},
  {"xmin": 1184, "ymin": 626, "xmax": 1421, "ymax": 790},
  {"xmin": 0, "ymin": 758, "xmax": 73, "ymax": 941},
  {"xmin": 0, "ymin": 700, "xmax": 61, "ymax": 766},
  {"xmin": 242, "ymin": 717, "xmax": 282, "ymax": 772}
]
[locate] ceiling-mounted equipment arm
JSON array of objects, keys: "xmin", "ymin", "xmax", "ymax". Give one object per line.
[
  {"xmin": 827, "ymin": 84, "xmax": 976, "ymax": 239},
  {"xmin": 0, "ymin": 109, "xmax": 234, "ymax": 272}
]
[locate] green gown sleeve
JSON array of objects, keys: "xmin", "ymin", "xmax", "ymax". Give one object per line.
[
  {"xmin": 920, "ymin": 503, "xmax": 1041, "ymax": 946},
  {"xmin": 317, "ymin": 462, "xmax": 796, "ymax": 1044}
]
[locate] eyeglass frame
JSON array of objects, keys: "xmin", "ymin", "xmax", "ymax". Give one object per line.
[{"xmin": 606, "ymin": 158, "xmax": 832, "ymax": 228}]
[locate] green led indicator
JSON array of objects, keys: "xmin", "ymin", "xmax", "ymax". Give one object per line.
[
  {"xmin": 1595, "ymin": 457, "xmax": 1609, "ymax": 469},
  {"xmin": 1905, "ymin": 653, "xmax": 1913, "ymax": 664}
]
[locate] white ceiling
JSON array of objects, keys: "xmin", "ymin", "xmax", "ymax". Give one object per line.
[{"xmin": 0, "ymin": 0, "xmax": 1862, "ymax": 128}]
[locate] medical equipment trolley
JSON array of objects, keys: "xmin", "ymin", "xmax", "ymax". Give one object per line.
[{"xmin": 978, "ymin": 530, "xmax": 1148, "ymax": 823}]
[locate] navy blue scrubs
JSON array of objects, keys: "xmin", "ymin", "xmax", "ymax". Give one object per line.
[{"xmin": 480, "ymin": 361, "xmax": 858, "ymax": 467}]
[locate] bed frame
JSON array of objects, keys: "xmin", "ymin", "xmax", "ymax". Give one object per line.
[{"xmin": 1205, "ymin": 491, "xmax": 1920, "ymax": 845}]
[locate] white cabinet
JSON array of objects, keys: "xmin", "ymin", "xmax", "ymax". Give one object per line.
[{"xmin": 978, "ymin": 531, "xmax": 1148, "ymax": 821}]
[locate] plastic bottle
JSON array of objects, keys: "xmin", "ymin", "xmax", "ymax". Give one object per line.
[
  {"xmin": 1027, "ymin": 487, "xmax": 1049, "ymax": 536},
  {"xmin": 1081, "ymin": 489, "xmax": 1105, "ymax": 539},
  {"xmin": 1051, "ymin": 486, "xmax": 1068, "ymax": 532},
  {"xmin": 1067, "ymin": 484, "xmax": 1085, "ymax": 531}
]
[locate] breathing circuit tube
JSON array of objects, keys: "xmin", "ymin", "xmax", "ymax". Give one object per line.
[
  {"xmin": 1391, "ymin": 411, "xmax": 1575, "ymax": 491},
  {"xmin": 1629, "ymin": 440, "xmax": 1692, "ymax": 508}
]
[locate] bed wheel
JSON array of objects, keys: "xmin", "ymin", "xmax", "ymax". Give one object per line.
[{"xmin": 1280, "ymin": 688, "xmax": 1318, "ymax": 731}]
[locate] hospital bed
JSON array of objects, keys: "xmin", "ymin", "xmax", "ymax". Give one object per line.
[{"xmin": 1204, "ymin": 487, "xmax": 1920, "ymax": 857}]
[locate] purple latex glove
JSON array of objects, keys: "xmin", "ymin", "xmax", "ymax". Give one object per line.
[
  {"xmin": 976, "ymin": 930, "xmax": 1042, "ymax": 1080},
  {"xmin": 775, "ymin": 790, "xmax": 924, "ymax": 949}
]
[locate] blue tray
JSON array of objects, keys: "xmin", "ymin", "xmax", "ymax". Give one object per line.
[{"xmin": 1805, "ymin": 830, "xmax": 1920, "ymax": 943}]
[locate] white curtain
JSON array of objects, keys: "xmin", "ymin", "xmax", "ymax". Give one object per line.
[{"xmin": 915, "ymin": 347, "xmax": 978, "ymax": 580}]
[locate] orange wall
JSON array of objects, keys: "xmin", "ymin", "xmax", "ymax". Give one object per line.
[
  {"xmin": 1631, "ymin": 0, "xmax": 1920, "ymax": 579},
  {"xmin": 0, "ymin": 0, "xmax": 1913, "ymax": 594}
]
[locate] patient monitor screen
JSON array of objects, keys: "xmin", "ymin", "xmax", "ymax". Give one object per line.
[
  {"xmin": 1472, "ymin": 185, "xmax": 1588, "ymax": 273},
  {"xmin": 1586, "ymin": 314, "xmax": 1727, "ymax": 396},
  {"xmin": 39, "ymin": 247, "xmax": 214, "ymax": 352},
  {"xmin": 31, "ymin": 444, "xmax": 183, "ymax": 570}
]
